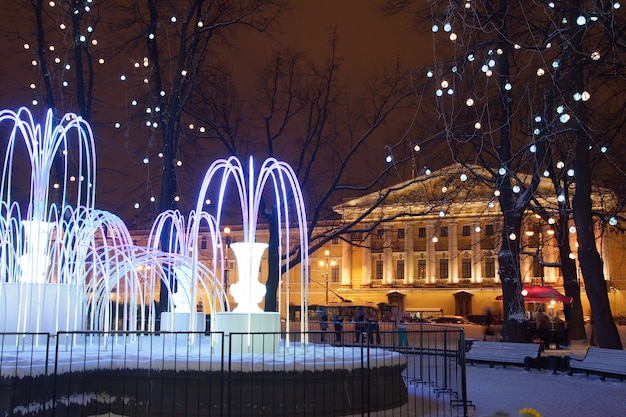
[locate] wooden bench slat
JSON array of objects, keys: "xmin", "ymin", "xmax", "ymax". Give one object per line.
[
  {"xmin": 465, "ymin": 342, "xmax": 541, "ymax": 368},
  {"xmin": 568, "ymin": 347, "xmax": 626, "ymax": 380}
]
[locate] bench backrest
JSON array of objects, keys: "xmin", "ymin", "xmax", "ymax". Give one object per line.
[{"xmin": 466, "ymin": 341, "xmax": 541, "ymax": 360}]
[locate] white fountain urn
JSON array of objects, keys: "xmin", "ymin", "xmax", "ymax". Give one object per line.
[
  {"xmin": 213, "ymin": 240, "xmax": 279, "ymax": 354},
  {"xmin": 18, "ymin": 220, "xmax": 56, "ymax": 283},
  {"xmin": 229, "ymin": 241, "xmax": 268, "ymax": 312}
]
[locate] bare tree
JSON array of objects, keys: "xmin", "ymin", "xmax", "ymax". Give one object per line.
[
  {"xmin": 381, "ymin": 0, "xmax": 626, "ymax": 346},
  {"xmin": 191, "ymin": 30, "xmax": 421, "ymax": 311}
]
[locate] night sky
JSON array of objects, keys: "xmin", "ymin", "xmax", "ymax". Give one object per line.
[{"xmin": 0, "ymin": 1, "xmax": 431, "ymax": 226}]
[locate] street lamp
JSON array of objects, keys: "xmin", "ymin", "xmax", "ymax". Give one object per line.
[{"xmin": 319, "ymin": 249, "xmax": 336, "ymax": 304}]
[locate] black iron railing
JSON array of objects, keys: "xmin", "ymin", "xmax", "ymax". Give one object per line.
[{"xmin": 0, "ymin": 326, "xmax": 469, "ymax": 417}]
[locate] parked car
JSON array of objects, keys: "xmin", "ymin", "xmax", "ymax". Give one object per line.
[{"xmin": 432, "ymin": 315, "xmax": 479, "ymax": 325}]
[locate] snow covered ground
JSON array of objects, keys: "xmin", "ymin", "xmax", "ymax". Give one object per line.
[
  {"xmin": 465, "ymin": 359, "xmax": 626, "ymax": 417},
  {"xmin": 461, "ymin": 323, "xmax": 626, "ymax": 417}
]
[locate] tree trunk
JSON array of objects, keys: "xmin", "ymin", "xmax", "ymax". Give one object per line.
[
  {"xmin": 556, "ymin": 215, "xmax": 586, "ymax": 341},
  {"xmin": 498, "ymin": 211, "xmax": 528, "ymax": 342},
  {"xmin": 264, "ymin": 205, "xmax": 280, "ymax": 312},
  {"xmin": 567, "ymin": 0, "xmax": 622, "ymax": 349}
]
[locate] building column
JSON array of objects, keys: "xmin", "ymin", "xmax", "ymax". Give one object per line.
[
  {"xmin": 405, "ymin": 223, "xmax": 414, "ymax": 284},
  {"xmin": 383, "ymin": 227, "xmax": 393, "ymax": 285},
  {"xmin": 362, "ymin": 234, "xmax": 372, "ymax": 286},
  {"xmin": 449, "ymin": 221, "xmax": 458, "ymax": 283},
  {"xmin": 471, "ymin": 222, "xmax": 481, "ymax": 282},
  {"xmin": 341, "ymin": 239, "xmax": 352, "ymax": 287},
  {"xmin": 426, "ymin": 222, "xmax": 436, "ymax": 283}
]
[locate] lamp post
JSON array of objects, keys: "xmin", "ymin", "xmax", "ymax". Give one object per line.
[{"xmin": 319, "ymin": 249, "xmax": 336, "ymax": 304}]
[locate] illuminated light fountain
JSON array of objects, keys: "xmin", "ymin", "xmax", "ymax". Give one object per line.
[
  {"xmin": 0, "ymin": 108, "xmax": 227, "ymax": 341},
  {"xmin": 191, "ymin": 156, "xmax": 310, "ymax": 353},
  {"xmin": 0, "ymin": 108, "xmax": 406, "ymax": 417},
  {"xmin": 0, "ymin": 108, "xmax": 97, "ymax": 341}
]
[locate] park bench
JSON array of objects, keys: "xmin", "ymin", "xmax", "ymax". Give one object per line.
[
  {"xmin": 465, "ymin": 341, "xmax": 542, "ymax": 370},
  {"xmin": 568, "ymin": 347, "xmax": 626, "ymax": 381}
]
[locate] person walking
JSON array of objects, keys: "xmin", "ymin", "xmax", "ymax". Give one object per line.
[
  {"xmin": 398, "ymin": 318, "xmax": 409, "ymax": 347},
  {"xmin": 319, "ymin": 309, "xmax": 328, "ymax": 342}
]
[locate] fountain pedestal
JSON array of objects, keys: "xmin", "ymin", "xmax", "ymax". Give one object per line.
[
  {"xmin": 213, "ymin": 311, "xmax": 280, "ymax": 353},
  {"xmin": 160, "ymin": 312, "xmax": 206, "ymax": 332},
  {"xmin": 213, "ymin": 241, "xmax": 280, "ymax": 353}
]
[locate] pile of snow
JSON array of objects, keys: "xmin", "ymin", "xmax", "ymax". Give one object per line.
[{"xmin": 1, "ymin": 335, "xmax": 405, "ymax": 378}]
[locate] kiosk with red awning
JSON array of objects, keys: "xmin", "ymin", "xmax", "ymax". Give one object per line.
[{"xmin": 496, "ymin": 285, "xmax": 572, "ymax": 303}]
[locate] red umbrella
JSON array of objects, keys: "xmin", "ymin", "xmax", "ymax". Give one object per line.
[{"xmin": 496, "ymin": 285, "xmax": 572, "ymax": 303}]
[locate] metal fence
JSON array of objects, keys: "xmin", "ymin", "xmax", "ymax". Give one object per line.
[{"xmin": 0, "ymin": 324, "xmax": 470, "ymax": 417}]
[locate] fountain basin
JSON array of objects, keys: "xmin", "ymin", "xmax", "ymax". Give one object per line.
[{"xmin": 0, "ymin": 337, "xmax": 407, "ymax": 417}]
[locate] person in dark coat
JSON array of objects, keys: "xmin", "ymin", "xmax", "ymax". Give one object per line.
[{"xmin": 333, "ymin": 314, "xmax": 343, "ymax": 344}]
